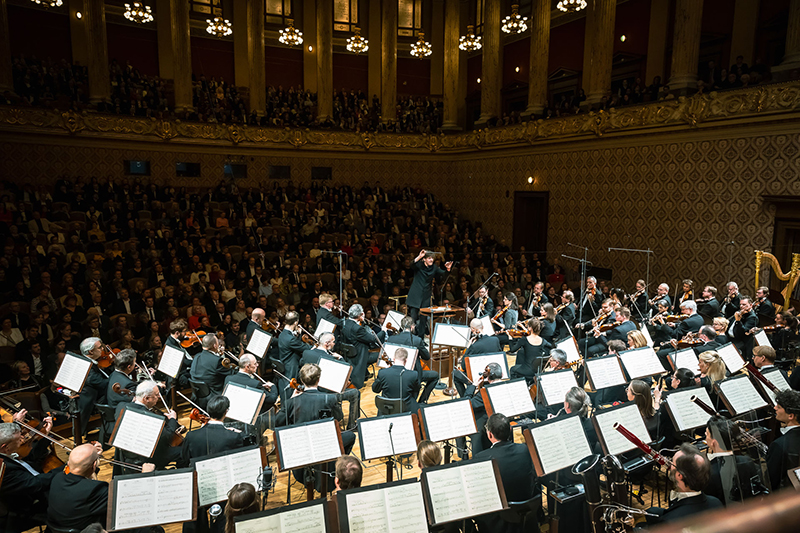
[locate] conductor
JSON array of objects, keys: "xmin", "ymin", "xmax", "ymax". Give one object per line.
[{"xmin": 406, "ymin": 250, "xmax": 453, "ymax": 337}]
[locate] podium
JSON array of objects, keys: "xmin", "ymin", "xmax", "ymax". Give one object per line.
[{"xmin": 421, "ymin": 305, "xmax": 466, "ymax": 397}]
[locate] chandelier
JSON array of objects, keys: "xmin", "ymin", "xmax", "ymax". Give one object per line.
[
  {"xmin": 30, "ymin": 0, "xmax": 62, "ymax": 7},
  {"xmin": 410, "ymin": 31, "xmax": 432, "ymax": 59},
  {"xmin": 557, "ymin": 0, "xmax": 588, "ymax": 13},
  {"xmin": 501, "ymin": 3, "xmax": 528, "ymax": 34},
  {"xmin": 206, "ymin": 17, "xmax": 232, "ymax": 37},
  {"xmin": 459, "ymin": 25, "xmax": 482, "ymax": 52},
  {"xmin": 346, "ymin": 27, "xmax": 369, "ymax": 55},
  {"xmin": 279, "ymin": 19, "xmax": 303, "ymax": 47},
  {"xmin": 124, "ymin": 3, "xmax": 154, "ymax": 24}
]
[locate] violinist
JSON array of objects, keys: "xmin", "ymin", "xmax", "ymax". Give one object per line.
[
  {"xmin": 407, "ymin": 249, "xmax": 453, "ymax": 336},
  {"xmin": 245, "ymin": 307, "xmax": 266, "ymax": 341},
  {"xmin": 494, "ymin": 292, "xmax": 519, "ymax": 332},
  {"xmin": 731, "ymin": 296, "xmax": 758, "ymax": 359},
  {"xmin": 371, "ymin": 347, "xmax": 421, "ymax": 413},
  {"xmin": 546, "ymin": 348, "xmax": 571, "ymax": 372},
  {"xmin": 454, "ymin": 319, "xmax": 502, "ymax": 397},
  {"xmin": 509, "ymin": 318, "xmax": 550, "ymax": 384},
  {"xmin": 224, "ymin": 353, "xmax": 280, "ymax": 437},
  {"xmin": 696, "ymin": 285, "xmax": 721, "ymax": 321},
  {"xmin": 165, "ymin": 319, "xmax": 192, "ymax": 387},
  {"xmin": 277, "ymin": 310, "xmax": 312, "ymax": 399},
  {"xmin": 555, "ymin": 290, "xmax": 577, "ymax": 336},
  {"xmin": 106, "ymin": 348, "xmax": 140, "ymax": 408},
  {"xmin": 576, "ymin": 300, "xmax": 616, "ymax": 357},
  {"xmin": 178, "ymin": 395, "xmax": 245, "ymax": 468},
  {"xmin": 627, "ymin": 279, "xmax": 650, "ymax": 323},
  {"xmin": 579, "ymin": 276, "xmax": 605, "ymax": 319},
  {"xmin": 459, "ymin": 362, "xmax": 504, "ymax": 457},
  {"xmin": 649, "ymin": 283, "xmax": 672, "ymax": 316},
  {"xmin": 469, "ymin": 285, "xmax": 495, "ymax": 319},
  {"xmin": 753, "ymin": 286, "xmax": 777, "ymax": 326},
  {"xmin": 673, "ymin": 279, "xmax": 695, "ymax": 315},
  {"xmin": 299, "ymin": 333, "xmax": 360, "ymax": 429},
  {"xmin": 524, "ymin": 282, "xmax": 548, "ymax": 318},
  {"xmin": 341, "ymin": 304, "xmax": 384, "ymax": 389},
  {"xmin": 713, "ymin": 317, "xmax": 731, "ymax": 345},
  {"xmin": 0, "ymin": 413, "xmax": 58, "ymax": 532},
  {"xmin": 317, "ymin": 293, "xmax": 344, "ymax": 343},
  {"xmin": 77, "ymin": 337, "xmax": 110, "ymax": 438},
  {"xmin": 591, "ymin": 307, "xmax": 637, "ymax": 357},
  {"xmin": 654, "ymin": 300, "xmax": 704, "ymax": 343},
  {"xmin": 189, "ymin": 335, "xmax": 234, "ymax": 400},
  {"xmin": 721, "ymin": 282, "xmax": 741, "ymax": 320},
  {"xmin": 690, "ymin": 326, "xmax": 724, "ymax": 355}
]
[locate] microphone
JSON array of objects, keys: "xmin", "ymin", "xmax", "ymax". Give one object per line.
[
  {"xmin": 388, "ymin": 421, "xmax": 400, "ymax": 480},
  {"xmin": 389, "ymin": 422, "xmax": 394, "ymax": 432}
]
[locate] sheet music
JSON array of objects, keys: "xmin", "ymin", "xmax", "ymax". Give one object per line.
[
  {"xmin": 556, "ymin": 337, "xmax": 582, "ymax": 364},
  {"xmin": 528, "ymin": 416, "xmax": 593, "ymax": 474},
  {"xmin": 317, "ymin": 357, "xmax": 351, "ymax": 393},
  {"xmin": 716, "ymin": 343, "xmax": 746, "ymax": 374},
  {"xmin": 673, "ymin": 348, "xmax": 700, "ymax": 374},
  {"xmin": 111, "ymin": 408, "xmax": 165, "ymax": 458},
  {"xmin": 426, "ymin": 460, "xmax": 504, "ymax": 524},
  {"xmin": 246, "ymin": 329, "xmax": 272, "ymax": 359},
  {"xmin": 593, "ymin": 403, "xmax": 651, "ymax": 456},
  {"xmin": 314, "ymin": 319, "xmax": 336, "ymax": 339},
  {"xmin": 466, "ymin": 353, "xmax": 509, "ymax": 382},
  {"xmin": 158, "ymin": 345, "xmax": 185, "ymax": 378},
  {"xmin": 486, "ymin": 380, "xmax": 535, "ymax": 418},
  {"xmin": 432, "ymin": 324, "xmax": 471, "ymax": 348},
  {"xmin": 539, "ymin": 370, "xmax": 580, "ymax": 406},
  {"xmin": 718, "ymin": 376, "xmax": 768, "ymax": 415},
  {"xmin": 223, "ymin": 383, "xmax": 265, "ymax": 425},
  {"xmin": 618, "ymin": 346, "xmax": 665, "ymax": 379},
  {"xmin": 54, "ymin": 352, "xmax": 91, "ymax": 392},
  {"xmin": 195, "ymin": 447, "xmax": 263, "ymax": 506},
  {"xmin": 358, "ymin": 415, "xmax": 419, "ymax": 460},
  {"xmin": 422, "ymin": 400, "xmax": 477, "ymax": 442},
  {"xmin": 754, "ymin": 329, "xmax": 772, "ymax": 348},
  {"xmin": 277, "ymin": 420, "xmax": 342, "ymax": 470},
  {"xmin": 762, "ymin": 368, "xmax": 791, "ymax": 404},
  {"xmin": 585, "ymin": 357, "xmax": 627, "ymax": 390},
  {"xmin": 640, "ymin": 325, "xmax": 654, "ymax": 347},
  {"xmin": 112, "ymin": 471, "xmax": 195, "ymax": 530},
  {"xmin": 345, "ymin": 482, "xmax": 428, "ymax": 533},
  {"xmin": 377, "ymin": 344, "xmax": 418, "ymax": 370},
  {"xmin": 478, "ymin": 316, "xmax": 495, "ymax": 336},
  {"xmin": 235, "ymin": 502, "xmax": 327, "ymax": 533},
  {"xmin": 383, "ymin": 310, "xmax": 404, "ymax": 331},
  {"xmin": 665, "ymin": 387, "xmax": 715, "ymax": 431}
]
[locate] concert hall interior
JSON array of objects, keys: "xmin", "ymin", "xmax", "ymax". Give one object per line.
[{"xmin": 2, "ymin": 1, "xmax": 800, "ymax": 533}]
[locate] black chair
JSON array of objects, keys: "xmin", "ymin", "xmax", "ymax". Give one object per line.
[
  {"xmin": 94, "ymin": 403, "xmax": 118, "ymax": 448},
  {"xmin": 338, "ymin": 342, "xmax": 358, "ymax": 361},
  {"xmin": 375, "ymin": 395, "xmax": 405, "ymax": 416},
  {"xmin": 188, "ymin": 378, "xmax": 211, "ymax": 416},
  {"xmin": 46, "ymin": 522, "xmax": 79, "ymax": 533},
  {"xmin": 498, "ymin": 494, "xmax": 543, "ymax": 533}
]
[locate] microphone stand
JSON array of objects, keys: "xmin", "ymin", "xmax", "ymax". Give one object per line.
[
  {"xmin": 387, "ymin": 421, "xmax": 401, "ymax": 482},
  {"xmin": 563, "ymin": 244, "xmax": 591, "ymax": 355}
]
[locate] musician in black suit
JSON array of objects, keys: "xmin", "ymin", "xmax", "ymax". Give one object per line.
[
  {"xmin": 190, "ymin": 334, "xmax": 233, "ymax": 397},
  {"xmin": 0, "ymin": 413, "xmax": 59, "ymax": 532},
  {"xmin": 692, "ymin": 326, "xmax": 724, "ymax": 356},
  {"xmin": 704, "ymin": 416, "xmax": 762, "ymax": 504},
  {"xmin": 165, "ymin": 319, "xmax": 192, "ymax": 387},
  {"xmin": 469, "ymin": 285, "xmax": 495, "ymax": 319},
  {"xmin": 696, "ymin": 285, "xmax": 722, "ymax": 321},
  {"xmin": 317, "ymin": 293, "xmax": 344, "ymax": 343},
  {"xmin": 720, "ymin": 282, "xmax": 741, "ymax": 320},
  {"xmin": 648, "ymin": 283, "xmax": 672, "ymax": 316},
  {"xmin": 371, "ymin": 347, "xmax": 420, "ymax": 412},
  {"xmin": 455, "ymin": 319, "xmax": 502, "ymax": 396},
  {"xmin": 244, "ymin": 307, "xmax": 265, "ymax": 341},
  {"xmin": 179, "ymin": 395, "xmax": 245, "ymax": 467},
  {"xmin": 578, "ymin": 276, "xmax": 606, "ymax": 321},
  {"xmin": 474, "ymin": 413, "xmax": 538, "ymax": 533},
  {"xmin": 555, "ymin": 290, "xmax": 577, "ymax": 338},
  {"xmin": 341, "ymin": 304, "xmax": 384, "ymax": 388},
  {"xmin": 627, "ymin": 279, "xmax": 650, "ymax": 323},
  {"xmin": 766, "ymin": 389, "xmax": 800, "ymax": 490},
  {"xmin": 106, "ymin": 348, "xmax": 139, "ymax": 408},
  {"xmin": 299, "ymin": 333, "xmax": 360, "ymax": 429},
  {"xmin": 387, "ymin": 316, "xmax": 439, "ymax": 404},
  {"xmin": 406, "ymin": 250, "xmax": 452, "ymax": 336},
  {"xmin": 278, "ymin": 311, "xmax": 312, "ymax": 382},
  {"xmin": 224, "ymin": 353, "xmax": 279, "ymax": 409},
  {"xmin": 654, "ymin": 300, "xmax": 704, "ymax": 342},
  {"xmin": 730, "ymin": 296, "xmax": 759, "ymax": 360},
  {"xmin": 524, "ymin": 281, "xmax": 549, "ymax": 318},
  {"xmin": 646, "ymin": 443, "xmax": 723, "ymax": 524},
  {"xmin": 77, "ymin": 337, "xmax": 110, "ymax": 438},
  {"xmin": 753, "ymin": 286, "xmax": 777, "ymax": 326},
  {"xmin": 591, "ymin": 306, "xmax": 637, "ymax": 356},
  {"xmin": 576, "ymin": 299, "xmax": 616, "ymax": 357}
]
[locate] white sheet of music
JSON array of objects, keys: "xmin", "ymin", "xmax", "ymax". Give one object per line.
[
  {"xmin": 426, "ymin": 460, "xmax": 504, "ymax": 524},
  {"xmin": 383, "ymin": 310, "xmax": 404, "ymax": 331},
  {"xmin": 673, "ymin": 349, "xmax": 700, "ymax": 374},
  {"xmin": 345, "ymin": 482, "xmax": 428, "ymax": 533},
  {"xmin": 246, "ymin": 328, "xmax": 272, "ymax": 359},
  {"xmin": 422, "ymin": 400, "xmax": 477, "ymax": 442},
  {"xmin": 111, "ymin": 408, "xmax": 165, "ymax": 458},
  {"xmin": 640, "ymin": 325, "xmax": 654, "ymax": 347},
  {"xmin": 529, "ymin": 416, "xmax": 592, "ymax": 475},
  {"xmin": 432, "ymin": 323, "xmax": 471, "ymax": 348},
  {"xmin": 313, "ymin": 319, "xmax": 336, "ymax": 339},
  {"xmin": 478, "ymin": 316, "xmax": 496, "ymax": 336},
  {"xmin": 235, "ymin": 502, "xmax": 327, "ymax": 533},
  {"xmin": 223, "ymin": 383, "xmax": 265, "ymax": 425},
  {"xmin": 665, "ymin": 387, "xmax": 715, "ymax": 431},
  {"xmin": 112, "ymin": 471, "xmax": 195, "ymax": 530},
  {"xmin": 486, "ymin": 380, "xmax": 535, "ymax": 418},
  {"xmin": 539, "ymin": 370, "xmax": 580, "ymax": 406},
  {"xmin": 359, "ymin": 415, "xmax": 419, "ymax": 460},
  {"xmin": 278, "ymin": 420, "xmax": 342, "ymax": 470},
  {"xmin": 619, "ymin": 346, "xmax": 665, "ymax": 379},
  {"xmin": 377, "ymin": 344, "xmax": 418, "ymax": 370},
  {"xmin": 556, "ymin": 337, "xmax": 582, "ymax": 364},
  {"xmin": 718, "ymin": 376, "xmax": 768, "ymax": 415},
  {"xmin": 54, "ymin": 352, "xmax": 92, "ymax": 392},
  {"xmin": 317, "ymin": 357, "xmax": 351, "ymax": 393},
  {"xmin": 754, "ymin": 329, "xmax": 772, "ymax": 348},
  {"xmin": 158, "ymin": 345, "xmax": 185, "ymax": 378},
  {"xmin": 762, "ymin": 368, "xmax": 791, "ymax": 404},
  {"xmin": 717, "ymin": 343, "xmax": 746, "ymax": 374},
  {"xmin": 467, "ymin": 353, "xmax": 509, "ymax": 382},
  {"xmin": 593, "ymin": 403, "xmax": 651, "ymax": 456},
  {"xmin": 585, "ymin": 357, "xmax": 627, "ymax": 390},
  {"xmin": 195, "ymin": 447, "xmax": 263, "ymax": 506}
]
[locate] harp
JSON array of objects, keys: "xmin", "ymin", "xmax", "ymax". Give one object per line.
[{"xmin": 754, "ymin": 250, "xmax": 800, "ymax": 313}]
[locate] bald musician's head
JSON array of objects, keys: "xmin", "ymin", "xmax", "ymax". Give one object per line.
[
  {"xmin": 470, "ymin": 318, "xmax": 483, "ymax": 333},
  {"xmin": 251, "ymin": 308, "xmax": 265, "ymax": 321},
  {"xmin": 69, "ymin": 443, "xmax": 100, "ymax": 477}
]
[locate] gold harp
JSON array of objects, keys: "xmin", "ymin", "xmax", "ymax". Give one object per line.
[{"xmin": 754, "ymin": 250, "xmax": 800, "ymax": 313}]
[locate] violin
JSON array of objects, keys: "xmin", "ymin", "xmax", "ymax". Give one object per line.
[
  {"xmin": 112, "ymin": 382, "xmax": 134, "ymax": 397},
  {"xmin": 262, "ymin": 319, "xmax": 281, "ymax": 333},
  {"xmin": 675, "ymin": 332, "xmax": 703, "ymax": 348},
  {"xmin": 289, "ymin": 378, "xmax": 306, "ymax": 392},
  {"xmin": 385, "ymin": 322, "xmax": 399, "ymax": 334},
  {"xmin": 662, "ymin": 314, "xmax": 688, "ymax": 323},
  {"xmin": 597, "ymin": 321, "xmax": 622, "ymax": 333},
  {"xmin": 379, "ymin": 350, "xmax": 393, "ymax": 366},
  {"xmin": 181, "ymin": 330, "xmax": 206, "ymax": 349},
  {"xmin": 98, "ymin": 345, "xmax": 118, "ymax": 369},
  {"xmin": 476, "ymin": 366, "xmax": 491, "ymax": 390},
  {"xmin": 0, "ymin": 405, "xmax": 64, "ymax": 471},
  {"xmin": 554, "ymin": 302, "xmax": 569, "ymax": 313},
  {"xmin": 592, "ymin": 310, "xmax": 612, "ymax": 326},
  {"xmin": 148, "ymin": 406, "xmax": 187, "ymax": 447},
  {"xmin": 492, "ymin": 304, "xmax": 510, "ymax": 322},
  {"xmin": 189, "ymin": 408, "xmax": 210, "ymax": 425}
]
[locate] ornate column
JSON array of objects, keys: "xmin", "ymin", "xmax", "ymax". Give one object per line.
[
  {"xmin": 441, "ymin": 0, "xmax": 460, "ymax": 130},
  {"xmin": 524, "ymin": 0, "xmax": 551, "ymax": 118},
  {"xmin": 247, "ymin": 0, "xmax": 266, "ymax": 116},
  {"xmin": 668, "ymin": 0, "xmax": 704, "ymax": 93},
  {"xmin": 476, "ymin": 0, "xmax": 501, "ymax": 126},
  {"xmin": 381, "ymin": 0, "xmax": 397, "ymax": 124},
  {"xmin": 583, "ymin": 0, "xmax": 616, "ymax": 107},
  {"xmin": 774, "ymin": 0, "xmax": 800, "ymax": 77},
  {"xmin": 645, "ymin": 0, "xmax": 669, "ymax": 85},
  {"xmin": 170, "ymin": 0, "xmax": 193, "ymax": 112},
  {"xmin": 316, "ymin": 0, "xmax": 333, "ymax": 121},
  {"xmin": 0, "ymin": 0, "xmax": 11, "ymax": 92},
  {"xmin": 84, "ymin": 0, "xmax": 110, "ymax": 104}
]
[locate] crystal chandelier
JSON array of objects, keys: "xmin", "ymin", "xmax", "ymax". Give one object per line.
[
  {"xmin": 346, "ymin": 27, "xmax": 369, "ymax": 55},
  {"xmin": 30, "ymin": 0, "xmax": 63, "ymax": 7},
  {"xmin": 501, "ymin": 3, "xmax": 528, "ymax": 34},
  {"xmin": 124, "ymin": 3, "xmax": 154, "ymax": 24},
  {"xmin": 459, "ymin": 25, "xmax": 482, "ymax": 52},
  {"xmin": 206, "ymin": 17, "xmax": 232, "ymax": 37},
  {"xmin": 410, "ymin": 31, "xmax": 432, "ymax": 59},
  {"xmin": 557, "ymin": 0, "xmax": 588, "ymax": 13},
  {"xmin": 279, "ymin": 19, "xmax": 303, "ymax": 47}
]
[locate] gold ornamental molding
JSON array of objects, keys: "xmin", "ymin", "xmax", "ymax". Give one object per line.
[{"xmin": 2, "ymin": 81, "xmax": 800, "ymax": 153}]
